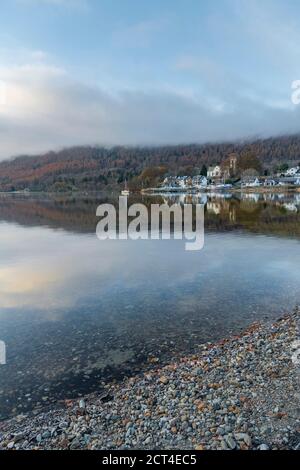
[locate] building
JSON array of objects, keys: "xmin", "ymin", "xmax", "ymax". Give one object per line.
[
  {"xmin": 220, "ymin": 153, "xmax": 238, "ymax": 180},
  {"xmin": 162, "ymin": 175, "xmax": 207, "ymax": 190},
  {"xmin": 177, "ymin": 176, "xmax": 193, "ymax": 189},
  {"xmin": 208, "ymin": 154, "xmax": 239, "ymax": 182},
  {"xmin": 207, "ymin": 165, "xmax": 222, "ymax": 179},
  {"xmin": 264, "ymin": 179, "xmax": 277, "ymax": 187},
  {"xmin": 162, "ymin": 176, "xmax": 180, "ymax": 188},
  {"xmin": 241, "ymin": 178, "xmax": 262, "ymax": 188},
  {"xmin": 192, "ymin": 175, "xmax": 207, "ymax": 189},
  {"xmin": 285, "ymin": 167, "xmax": 300, "ymax": 177}
]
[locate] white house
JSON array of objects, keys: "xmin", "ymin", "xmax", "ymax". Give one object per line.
[
  {"xmin": 162, "ymin": 175, "xmax": 207, "ymax": 190},
  {"xmin": 285, "ymin": 167, "xmax": 300, "ymax": 176},
  {"xmin": 178, "ymin": 177, "xmax": 187, "ymax": 189},
  {"xmin": 264, "ymin": 179, "xmax": 276, "ymax": 186},
  {"xmin": 242, "ymin": 178, "xmax": 262, "ymax": 188},
  {"xmin": 178, "ymin": 176, "xmax": 193, "ymax": 189},
  {"xmin": 207, "ymin": 165, "xmax": 222, "ymax": 179},
  {"xmin": 162, "ymin": 176, "xmax": 179, "ymax": 188},
  {"xmin": 192, "ymin": 175, "xmax": 208, "ymax": 189}
]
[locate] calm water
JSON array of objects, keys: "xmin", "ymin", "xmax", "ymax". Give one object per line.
[{"xmin": 0, "ymin": 191, "xmax": 300, "ymax": 419}]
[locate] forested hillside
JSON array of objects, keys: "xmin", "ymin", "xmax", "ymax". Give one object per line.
[{"xmin": 1, "ymin": 134, "xmax": 300, "ymax": 191}]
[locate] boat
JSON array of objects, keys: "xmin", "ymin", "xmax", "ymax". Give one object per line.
[{"xmin": 121, "ymin": 180, "xmax": 130, "ymax": 196}]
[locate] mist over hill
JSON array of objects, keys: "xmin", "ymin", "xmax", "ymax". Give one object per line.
[{"xmin": 1, "ymin": 134, "xmax": 300, "ymax": 192}]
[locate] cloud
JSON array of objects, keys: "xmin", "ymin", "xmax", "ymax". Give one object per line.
[
  {"xmin": 1, "ymin": 0, "xmax": 300, "ymax": 159},
  {"xmin": 0, "ymin": 58, "xmax": 300, "ymax": 160}
]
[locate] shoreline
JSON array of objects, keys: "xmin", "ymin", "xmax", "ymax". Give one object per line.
[
  {"xmin": 0, "ymin": 310, "xmax": 299, "ymax": 450},
  {"xmin": 142, "ymin": 186, "xmax": 300, "ymax": 195}
]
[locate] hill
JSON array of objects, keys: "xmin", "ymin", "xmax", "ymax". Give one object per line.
[{"xmin": 1, "ymin": 135, "xmax": 300, "ymax": 191}]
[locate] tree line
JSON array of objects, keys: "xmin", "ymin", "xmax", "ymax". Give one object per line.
[{"xmin": 1, "ymin": 134, "xmax": 300, "ymax": 191}]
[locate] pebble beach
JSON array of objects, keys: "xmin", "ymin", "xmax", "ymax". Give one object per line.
[{"xmin": 0, "ymin": 309, "xmax": 299, "ymax": 451}]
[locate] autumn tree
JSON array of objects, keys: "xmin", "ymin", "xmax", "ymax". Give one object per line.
[
  {"xmin": 238, "ymin": 151, "xmax": 262, "ymax": 175},
  {"xmin": 138, "ymin": 166, "xmax": 168, "ymax": 187}
]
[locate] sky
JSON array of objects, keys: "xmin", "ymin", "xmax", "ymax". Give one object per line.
[{"xmin": 0, "ymin": 0, "xmax": 300, "ymax": 159}]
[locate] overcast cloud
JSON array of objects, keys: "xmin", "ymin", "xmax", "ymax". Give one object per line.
[{"xmin": 0, "ymin": 0, "xmax": 300, "ymax": 159}]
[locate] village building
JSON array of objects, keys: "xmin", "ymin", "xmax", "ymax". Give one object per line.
[
  {"xmin": 264, "ymin": 179, "xmax": 277, "ymax": 187},
  {"xmin": 192, "ymin": 175, "xmax": 208, "ymax": 188},
  {"xmin": 181, "ymin": 176, "xmax": 193, "ymax": 188},
  {"xmin": 207, "ymin": 165, "xmax": 222, "ymax": 179},
  {"xmin": 162, "ymin": 175, "xmax": 207, "ymax": 190},
  {"xmin": 285, "ymin": 166, "xmax": 300, "ymax": 177},
  {"xmin": 208, "ymin": 153, "xmax": 239, "ymax": 182},
  {"xmin": 162, "ymin": 176, "xmax": 179, "ymax": 188},
  {"xmin": 241, "ymin": 178, "xmax": 262, "ymax": 188},
  {"xmin": 220, "ymin": 153, "xmax": 238, "ymax": 180}
]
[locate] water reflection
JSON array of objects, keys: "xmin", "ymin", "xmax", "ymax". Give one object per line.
[
  {"xmin": 0, "ymin": 192, "xmax": 300, "ymax": 419},
  {"xmin": 1, "ymin": 191, "xmax": 300, "ymax": 238}
]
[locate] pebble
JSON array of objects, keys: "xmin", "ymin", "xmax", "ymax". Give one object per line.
[
  {"xmin": 159, "ymin": 376, "xmax": 169, "ymax": 385},
  {"xmin": 258, "ymin": 444, "xmax": 270, "ymax": 450},
  {"xmin": 0, "ymin": 311, "xmax": 299, "ymax": 451},
  {"xmin": 225, "ymin": 435, "xmax": 236, "ymax": 450}
]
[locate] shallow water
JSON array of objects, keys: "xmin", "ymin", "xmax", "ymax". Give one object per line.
[{"xmin": 0, "ymin": 191, "xmax": 300, "ymax": 419}]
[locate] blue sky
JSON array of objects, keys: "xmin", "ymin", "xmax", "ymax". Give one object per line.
[{"xmin": 0, "ymin": 0, "xmax": 300, "ymax": 158}]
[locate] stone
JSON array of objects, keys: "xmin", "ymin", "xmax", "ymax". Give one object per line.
[
  {"xmin": 235, "ymin": 433, "xmax": 252, "ymax": 447},
  {"xmin": 159, "ymin": 376, "xmax": 169, "ymax": 385},
  {"xmin": 258, "ymin": 444, "xmax": 269, "ymax": 450},
  {"xmin": 79, "ymin": 399, "xmax": 86, "ymax": 409},
  {"xmin": 225, "ymin": 435, "xmax": 236, "ymax": 450}
]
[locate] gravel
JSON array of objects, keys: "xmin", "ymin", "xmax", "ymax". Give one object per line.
[{"xmin": 0, "ymin": 309, "xmax": 299, "ymax": 450}]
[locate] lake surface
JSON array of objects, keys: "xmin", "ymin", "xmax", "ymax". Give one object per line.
[{"xmin": 1, "ymin": 191, "xmax": 300, "ymax": 419}]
